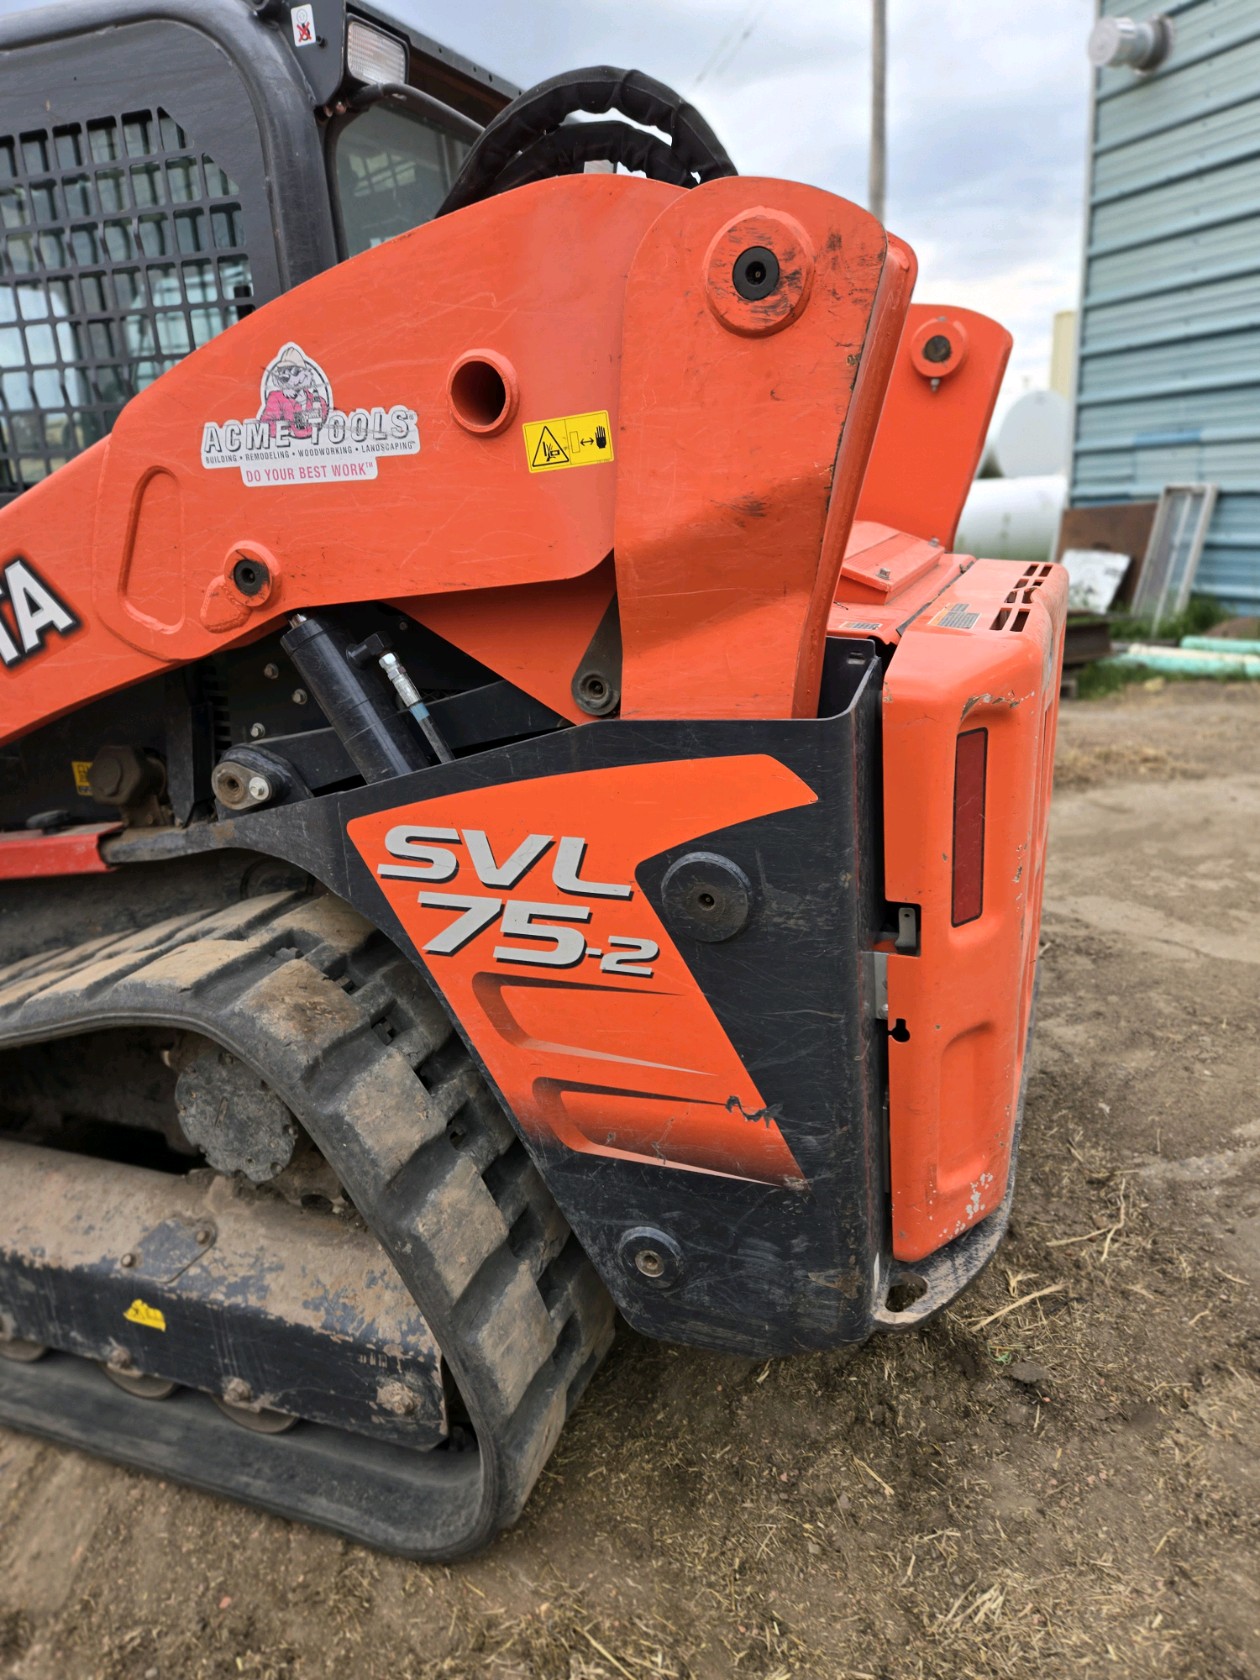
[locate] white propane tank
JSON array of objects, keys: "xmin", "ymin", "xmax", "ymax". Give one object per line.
[
  {"xmin": 955, "ymin": 474, "xmax": 1067, "ymax": 564},
  {"xmin": 993, "ymin": 389, "xmax": 1070, "ymax": 478}
]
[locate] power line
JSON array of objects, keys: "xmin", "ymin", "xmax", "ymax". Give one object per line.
[{"xmin": 690, "ymin": 0, "xmax": 771, "ymax": 91}]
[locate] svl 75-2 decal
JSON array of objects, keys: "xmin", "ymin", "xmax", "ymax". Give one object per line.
[
  {"xmin": 349, "ymin": 757, "xmax": 817, "ymax": 1186},
  {"xmin": 377, "ymin": 827, "xmax": 658, "ymax": 976}
]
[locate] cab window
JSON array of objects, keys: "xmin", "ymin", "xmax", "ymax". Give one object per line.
[{"xmin": 334, "ymin": 105, "xmax": 468, "ymax": 256}]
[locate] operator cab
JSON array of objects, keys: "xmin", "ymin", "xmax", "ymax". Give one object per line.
[{"xmin": 0, "ymin": 0, "xmax": 512, "ymax": 499}]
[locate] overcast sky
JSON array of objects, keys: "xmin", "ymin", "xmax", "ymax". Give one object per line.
[{"xmin": 403, "ymin": 0, "xmax": 1096, "ymax": 400}]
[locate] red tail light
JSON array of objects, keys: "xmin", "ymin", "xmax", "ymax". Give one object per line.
[{"xmin": 951, "ymin": 728, "xmax": 987, "ymax": 925}]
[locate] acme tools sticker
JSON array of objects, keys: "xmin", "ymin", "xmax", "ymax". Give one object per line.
[
  {"xmin": 523, "ymin": 410, "xmax": 613, "ymax": 473},
  {"xmin": 201, "ymin": 341, "xmax": 419, "ymax": 487}
]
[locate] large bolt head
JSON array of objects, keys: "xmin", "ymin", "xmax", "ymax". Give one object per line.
[
  {"xmin": 617, "ymin": 1226, "xmax": 685, "ymax": 1290},
  {"xmin": 86, "ymin": 745, "xmax": 163, "ymax": 809}
]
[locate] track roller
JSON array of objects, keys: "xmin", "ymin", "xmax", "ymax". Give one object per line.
[{"xmin": 0, "ymin": 1336, "xmax": 47, "ymax": 1364}]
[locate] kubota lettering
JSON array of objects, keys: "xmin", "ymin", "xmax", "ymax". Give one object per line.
[{"xmin": 0, "ymin": 558, "xmax": 78, "ymax": 670}]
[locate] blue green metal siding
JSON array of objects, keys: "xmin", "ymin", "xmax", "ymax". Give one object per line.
[{"xmin": 1072, "ymin": 0, "xmax": 1260, "ymax": 611}]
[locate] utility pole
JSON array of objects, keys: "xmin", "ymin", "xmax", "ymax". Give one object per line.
[{"xmin": 869, "ymin": 0, "xmax": 887, "ymax": 225}]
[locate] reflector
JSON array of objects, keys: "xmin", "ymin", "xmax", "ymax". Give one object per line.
[{"xmin": 951, "ymin": 728, "xmax": 987, "ymax": 925}]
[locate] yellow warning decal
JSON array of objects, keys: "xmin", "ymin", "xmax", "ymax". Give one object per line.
[
  {"xmin": 523, "ymin": 410, "xmax": 614, "ymax": 474},
  {"xmin": 72, "ymin": 760, "xmax": 93, "ymax": 796},
  {"xmin": 124, "ymin": 1299, "xmax": 167, "ymax": 1332}
]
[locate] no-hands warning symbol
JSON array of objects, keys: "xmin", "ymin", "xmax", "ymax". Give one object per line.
[{"xmin": 522, "ymin": 410, "xmax": 614, "ymax": 474}]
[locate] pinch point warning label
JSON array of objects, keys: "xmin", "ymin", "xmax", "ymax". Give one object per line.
[{"xmin": 523, "ymin": 410, "xmax": 614, "ymax": 473}]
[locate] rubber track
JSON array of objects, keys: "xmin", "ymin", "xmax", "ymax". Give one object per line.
[{"xmin": 0, "ymin": 890, "xmax": 615, "ymax": 1558}]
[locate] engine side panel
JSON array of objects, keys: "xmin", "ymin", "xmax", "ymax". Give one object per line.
[{"xmin": 881, "ymin": 559, "xmax": 1067, "ymax": 1261}]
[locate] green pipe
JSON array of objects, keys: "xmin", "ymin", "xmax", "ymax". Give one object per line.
[
  {"xmin": 1180, "ymin": 635, "xmax": 1260, "ymax": 657},
  {"xmin": 1104, "ymin": 643, "xmax": 1260, "ymax": 678}
]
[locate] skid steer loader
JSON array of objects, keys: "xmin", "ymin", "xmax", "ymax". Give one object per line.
[{"xmin": 0, "ymin": 0, "xmax": 1066, "ymax": 1558}]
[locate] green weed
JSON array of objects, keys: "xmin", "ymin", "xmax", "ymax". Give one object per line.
[{"xmin": 1108, "ymin": 594, "xmax": 1227, "ymax": 643}]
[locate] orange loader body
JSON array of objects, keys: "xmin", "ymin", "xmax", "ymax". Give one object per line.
[{"xmin": 0, "ymin": 40, "xmax": 1065, "ymax": 1557}]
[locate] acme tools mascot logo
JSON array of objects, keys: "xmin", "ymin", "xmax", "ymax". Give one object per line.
[{"xmin": 200, "ymin": 342, "xmax": 420, "ymax": 487}]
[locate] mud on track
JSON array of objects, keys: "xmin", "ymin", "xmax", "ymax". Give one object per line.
[{"xmin": 3, "ymin": 680, "xmax": 1259, "ymax": 1680}]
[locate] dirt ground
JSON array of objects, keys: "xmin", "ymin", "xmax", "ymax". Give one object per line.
[{"xmin": 2, "ymin": 679, "xmax": 1258, "ymax": 1680}]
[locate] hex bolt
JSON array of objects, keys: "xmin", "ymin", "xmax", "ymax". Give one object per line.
[
  {"xmin": 263, "ymin": 662, "xmax": 280, "ymax": 680},
  {"xmin": 248, "ymin": 722, "xmax": 266, "ymax": 740},
  {"xmin": 223, "ymin": 1377, "xmax": 253, "ymax": 1405},
  {"xmin": 246, "ymin": 775, "xmax": 271, "ymax": 803},
  {"xmin": 92, "ymin": 758, "xmax": 123, "ymax": 799},
  {"xmin": 120, "ymin": 1251, "xmax": 137, "ymax": 1269},
  {"xmin": 619, "ymin": 1226, "xmax": 683, "ymax": 1288},
  {"xmin": 194, "ymin": 1226, "xmax": 213, "ymax": 1246},
  {"xmin": 107, "ymin": 1349, "xmax": 135, "ymax": 1373},
  {"xmin": 291, "ymin": 688, "xmax": 308, "ymax": 705}
]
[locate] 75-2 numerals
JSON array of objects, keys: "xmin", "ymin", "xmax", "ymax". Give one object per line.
[{"xmin": 416, "ymin": 893, "xmax": 659, "ymax": 976}]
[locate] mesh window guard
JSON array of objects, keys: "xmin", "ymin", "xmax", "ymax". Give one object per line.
[{"xmin": 0, "ymin": 107, "xmax": 254, "ymax": 496}]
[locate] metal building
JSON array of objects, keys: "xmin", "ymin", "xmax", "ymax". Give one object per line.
[{"xmin": 1071, "ymin": 1, "xmax": 1260, "ymax": 612}]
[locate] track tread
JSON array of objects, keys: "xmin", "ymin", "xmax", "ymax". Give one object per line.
[{"xmin": 0, "ymin": 888, "xmax": 615, "ymax": 1557}]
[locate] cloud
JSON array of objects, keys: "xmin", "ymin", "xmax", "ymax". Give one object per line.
[{"xmin": 401, "ymin": 0, "xmax": 1095, "ymax": 391}]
